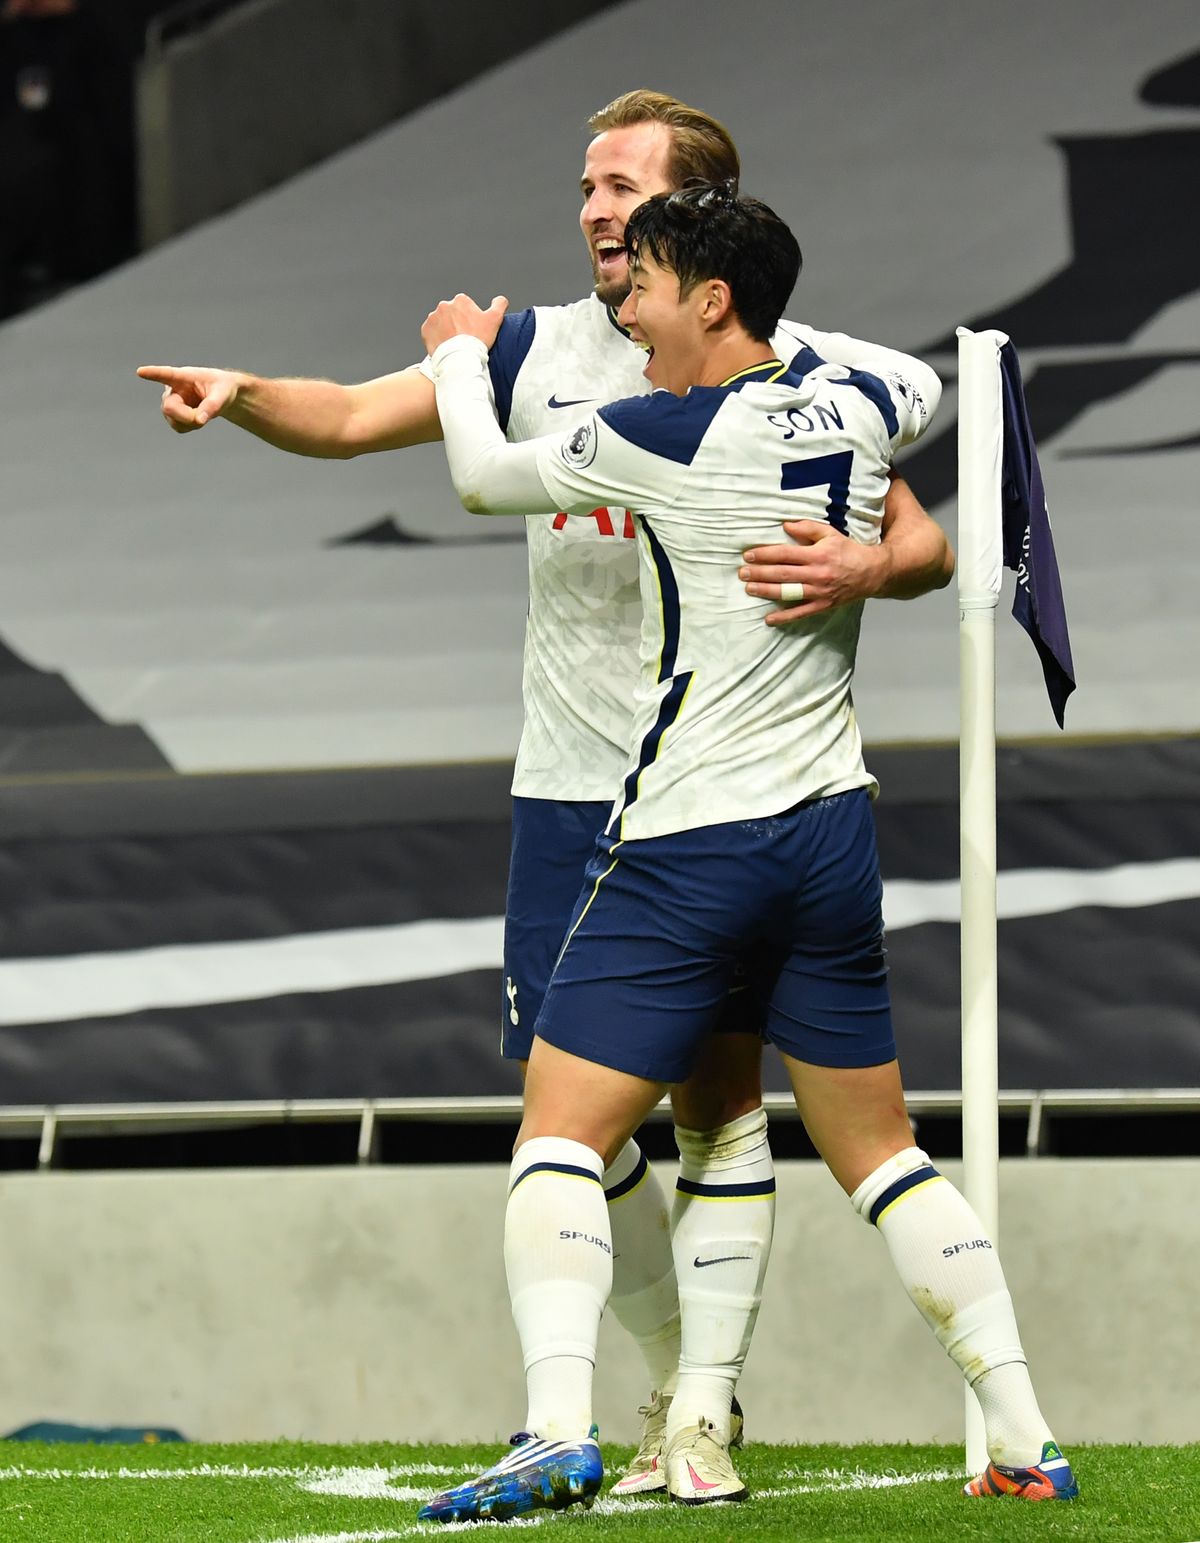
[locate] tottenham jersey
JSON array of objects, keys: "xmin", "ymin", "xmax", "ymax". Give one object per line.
[
  {"xmin": 429, "ymin": 296, "xmax": 938, "ymax": 800},
  {"xmin": 528, "ymin": 352, "xmax": 924, "ymax": 839}
]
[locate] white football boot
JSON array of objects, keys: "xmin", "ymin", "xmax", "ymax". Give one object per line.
[
  {"xmin": 610, "ymin": 1390, "xmax": 671, "ymax": 1495},
  {"xmin": 612, "ymin": 1392, "xmax": 746, "ymax": 1498},
  {"xmin": 665, "ymin": 1416, "xmax": 748, "ymax": 1505}
]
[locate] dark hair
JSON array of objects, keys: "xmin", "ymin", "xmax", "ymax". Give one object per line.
[
  {"xmin": 587, "ymin": 90, "xmax": 740, "ymax": 190},
  {"xmin": 623, "ymin": 181, "xmax": 801, "ymax": 343}
]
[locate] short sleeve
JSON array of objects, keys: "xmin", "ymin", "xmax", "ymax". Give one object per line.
[
  {"xmin": 534, "ymin": 395, "xmax": 697, "ymax": 514},
  {"xmin": 415, "ymin": 307, "xmax": 535, "ymax": 428},
  {"xmin": 487, "ymin": 309, "xmax": 537, "ymax": 434}
]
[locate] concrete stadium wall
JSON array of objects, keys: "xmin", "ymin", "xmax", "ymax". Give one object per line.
[
  {"xmin": 136, "ymin": 0, "xmax": 618, "ymax": 246},
  {"xmin": 0, "ymin": 1159, "xmax": 1195, "ymax": 1445}
]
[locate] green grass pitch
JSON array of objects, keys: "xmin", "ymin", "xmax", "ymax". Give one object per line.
[{"xmin": 0, "ymin": 1440, "xmax": 1196, "ymax": 1542}]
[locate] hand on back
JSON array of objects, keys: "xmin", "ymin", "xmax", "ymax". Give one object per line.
[{"xmin": 739, "ymin": 520, "xmax": 884, "ymax": 623}]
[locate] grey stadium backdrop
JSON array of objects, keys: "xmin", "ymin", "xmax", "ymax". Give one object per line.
[{"xmin": 0, "ymin": 0, "xmax": 1196, "ymax": 1113}]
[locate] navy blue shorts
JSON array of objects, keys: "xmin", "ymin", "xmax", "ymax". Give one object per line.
[
  {"xmin": 502, "ymin": 798, "xmax": 611, "ymax": 1059},
  {"xmin": 503, "ymin": 796, "xmax": 769, "ymax": 1060},
  {"xmin": 534, "ymin": 789, "xmax": 894, "ymax": 1083}
]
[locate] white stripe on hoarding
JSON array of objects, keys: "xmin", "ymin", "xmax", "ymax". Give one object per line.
[{"xmin": 0, "ymin": 858, "xmax": 1195, "ymax": 1027}]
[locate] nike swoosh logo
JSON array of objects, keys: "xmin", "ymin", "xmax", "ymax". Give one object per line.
[
  {"xmin": 547, "ymin": 395, "xmax": 595, "ymax": 409},
  {"xmin": 693, "ymin": 1254, "xmax": 752, "ymax": 1268}
]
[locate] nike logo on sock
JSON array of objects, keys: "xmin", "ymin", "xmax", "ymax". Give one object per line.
[
  {"xmin": 547, "ymin": 395, "xmax": 594, "ymax": 409},
  {"xmin": 693, "ymin": 1254, "xmax": 752, "ymax": 1268}
]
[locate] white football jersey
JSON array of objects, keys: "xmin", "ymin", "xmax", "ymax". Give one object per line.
[
  {"xmin": 435, "ymin": 296, "xmax": 938, "ymax": 800},
  {"xmin": 529, "ymin": 354, "xmax": 925, "ymax": 839}
]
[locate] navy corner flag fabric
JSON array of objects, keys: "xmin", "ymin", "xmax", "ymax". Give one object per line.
[{"xmin": 998, "ymin": 341, "xmax": 1077, "ymax": 728}]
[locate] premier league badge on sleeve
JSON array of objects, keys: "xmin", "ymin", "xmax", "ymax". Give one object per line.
[
  {"xmin": 887, "ymin": 372, "xmax": 927, "ymax": 420},
  {"xmin": 562, "ymin": 419, "xmax": 599, "ymax": 469}
]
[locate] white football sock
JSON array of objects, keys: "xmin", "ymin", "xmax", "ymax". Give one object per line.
[
  {"xmin": 505, "ymin": 1136, "xmax": 610, "ymax": 1441},
  {"xmin": 667, "ymin": 1107, "xmax": 776, "ymax": 1446},
  {"xmin": 851, "ymin": 1146, "xmax": 1054, "ymax": 1467},
  {"xmin": 604, "ymin": 1139, "xmax": 681, "ymax": 1397},
  {"xmin": 971, "ymin": 1362, "xmax": 1058, "ymax": 1469}
]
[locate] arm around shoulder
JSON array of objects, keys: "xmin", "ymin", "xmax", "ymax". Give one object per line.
[{"xmin": 802, "ymin": 329, "xmax": 942, "ymax": 441}]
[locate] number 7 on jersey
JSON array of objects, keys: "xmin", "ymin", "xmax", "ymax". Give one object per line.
[{"xmin": 781, "ymin": 450, "xmax": 853, "ymax": 534}]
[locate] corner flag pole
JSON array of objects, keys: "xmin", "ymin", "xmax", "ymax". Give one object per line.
[{"xmin": 955, "ymin": 325, "xmax": 1008, "ymax": 1475}]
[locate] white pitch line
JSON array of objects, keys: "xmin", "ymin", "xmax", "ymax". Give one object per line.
[
  {"xmin": 266, "ymin": 1533, "xmax": 409, "ymax": 1543},
  {"xmin": 588, "ymin": 1465, "xmax": 959, "ymax": 1512},
  {"xmin": 756, "ymin": 1466, "xmax": 960, "ymax": 1496},
  {"xmin": 267, "ymin": 1522, "xmax": 545, "ymax": 1543},
  {"xmin": 269, "ymin": 1466, "xmax": 958, "ymax": 1538},
  {"xmin": 0, "ymin": 1463, "xmax": 462, "ymax": 1483},
  {"xmin": 300, "ymin": 1467, "xmax": 475, "ymax": 1500},
  {"xmin": 0, "ymin": 1458, "xmax": 958, "ymax": 1543},
  {"xmin": 382, "ymin": 1465, "xmax": 466, "ymax": 1478},
  {"xmin": 300, "ymin": 1481, "xmax": 434, "ymax": 1502},
  {"xmin": 0, "ymin": 1465, "xmax": 327, "ymax": 1482}
]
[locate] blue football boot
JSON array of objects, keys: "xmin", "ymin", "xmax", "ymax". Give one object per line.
[{"xmin": 417, "ymin": 1428, "xmax": 603, "ymax": 1523}]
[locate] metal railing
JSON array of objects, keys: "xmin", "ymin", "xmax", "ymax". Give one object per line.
[{"xmin": 2, "ymin": 1089, "xmax": 1198, "ymax": 1169}]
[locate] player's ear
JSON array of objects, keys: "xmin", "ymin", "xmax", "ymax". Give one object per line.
[{"xmin": 701, "ymin": 279, "xmax": 734, "ymax": 328}]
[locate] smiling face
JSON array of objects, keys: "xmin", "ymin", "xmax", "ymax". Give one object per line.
[
  {"xmin": 615, "ymin": 247, "xmax": 710, "ymax": 395},
  {"xmin": 579, "ymin": 121, "xmax": 674, "ymax": 307}
]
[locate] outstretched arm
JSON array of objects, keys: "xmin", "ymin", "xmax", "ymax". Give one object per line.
[
  {"xmin": 135, "ymin": 362, "xmax": 443, "ymax": 458},
  {"xmin": 739, "ymin": 476, "xmax": 954, "ymax": 624}
]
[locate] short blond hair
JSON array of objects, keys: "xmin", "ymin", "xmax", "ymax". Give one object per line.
[{"xmin": 587, "ymin": 89, "xmax": 740, "ymax": 191}]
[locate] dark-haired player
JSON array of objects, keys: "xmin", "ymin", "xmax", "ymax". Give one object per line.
[{"xmin": 415, "ymin": 185, "xmax": 1073, "ymax": 1521}]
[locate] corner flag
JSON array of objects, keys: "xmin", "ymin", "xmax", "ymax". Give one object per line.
[
  {"xmin": 955, "ymin": 325, "xmax": 1078, "ymax": 1474},
  {"xmin": 998, "ymin": 343, "xmax": 1076, "ymax": 727}
]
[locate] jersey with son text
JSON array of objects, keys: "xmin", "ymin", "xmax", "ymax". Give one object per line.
[
  {"xmin": 428, "ymin": 295, "xmax": 938, "ymax": 800},
  {"xmin": 532, "ymin": 352, "xmax": 924, "ymax": 839}
]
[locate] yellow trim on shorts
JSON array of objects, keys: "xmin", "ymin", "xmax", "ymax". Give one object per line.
[{"xmin": 554, "ymin": 842, "xmax": 624, "ymax": 967}]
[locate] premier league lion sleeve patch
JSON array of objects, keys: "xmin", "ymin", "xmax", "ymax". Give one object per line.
[{"xmin": 536, "ymin": 398, "xmax": 694, "ymax": 516}]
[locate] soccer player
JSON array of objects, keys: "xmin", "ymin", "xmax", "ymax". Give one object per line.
[
  {"xmin": 137, "ymin": 91, "xmax": 951, "ymax": 1493},
  {"xmin": 413, "ymin": 185, "xmax": 1076, "ymax": 1521}
]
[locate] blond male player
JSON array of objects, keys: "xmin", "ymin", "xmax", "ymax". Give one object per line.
[{"xmin": 137, "ymin": 92, "xmax": 951, "ymax": 1494}]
